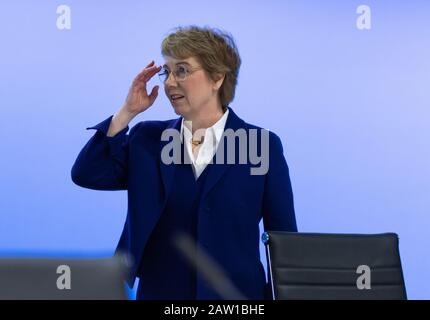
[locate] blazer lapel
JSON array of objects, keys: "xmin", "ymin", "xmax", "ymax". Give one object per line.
[
  {"xmin": 159, "ymin": 116, "xmax": 182, "ymax": 202},
  {"xmin": 200, "ymin": 107, "xmax": 245, "ymax": 201}
]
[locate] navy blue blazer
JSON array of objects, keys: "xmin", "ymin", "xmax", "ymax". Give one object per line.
[{"xmin": 71, "ymin": 107, "xmax": 297, "ymax": 299}]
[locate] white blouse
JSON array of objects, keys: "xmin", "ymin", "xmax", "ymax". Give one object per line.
[{"xmin": 180, "ymin": 109, "xmax": 230, "ymax": 179}]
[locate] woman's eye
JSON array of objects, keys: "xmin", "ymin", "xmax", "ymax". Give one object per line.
[{"xmin": 177, "ymin": 66, "xmax": 187, "ymax": 74}]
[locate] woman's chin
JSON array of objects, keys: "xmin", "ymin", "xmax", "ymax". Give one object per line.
[{"xmin": 172, "ymin": 104, "xmax": 189, "ymax": 116}]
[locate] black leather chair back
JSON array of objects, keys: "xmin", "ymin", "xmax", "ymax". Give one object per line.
[{"xmin": 262, "ymin": 232, "xmax": 407, "ymax": 300}]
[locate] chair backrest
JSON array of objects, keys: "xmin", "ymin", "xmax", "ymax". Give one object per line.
[
  {"xmin": 262, "ymin": 231, "xmax": 407, "ymax": 300},
  {"xmin": 0, "ymin": 255, "xmax": 129, "ymax": 300}
]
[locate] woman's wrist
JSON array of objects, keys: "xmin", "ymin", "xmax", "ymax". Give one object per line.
[
  {"xmin": 117, "ymin": 105, "xmax": 139, "ymax": 125},
  {"xmin": 107, "ymin": 106, "xmax": 138, "ymax": 137}
]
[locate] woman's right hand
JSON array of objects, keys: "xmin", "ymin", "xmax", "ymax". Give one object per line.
[
  {"xmin": 123, "ymin": 60, "xmax": 162, "ymax": 115},
  {"xmin": 107, "ymin": 60, "xmax": 162, "ymax": 137}
]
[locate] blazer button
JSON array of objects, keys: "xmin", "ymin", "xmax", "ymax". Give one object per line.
[{"xmin": 205, "ymin": 205, "xmax": 211, "ymax": 212}]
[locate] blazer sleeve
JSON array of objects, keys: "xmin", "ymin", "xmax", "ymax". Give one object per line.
[
  {"xmin": 262, "ymin": 132, "xmax": 298, "ymax": 232},
  {"xmin": 71, "ymin": 115, "xmax": 140, "ymax": 190}
]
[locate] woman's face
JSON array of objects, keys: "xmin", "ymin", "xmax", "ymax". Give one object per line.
[{"xmin": 162, "ymin": 55, "xmax": 223, "ymax": 119}]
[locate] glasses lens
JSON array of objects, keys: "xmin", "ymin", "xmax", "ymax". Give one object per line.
[{"xmin": 175, "ymin": 66, "xmax": 188, "ymax": 81}]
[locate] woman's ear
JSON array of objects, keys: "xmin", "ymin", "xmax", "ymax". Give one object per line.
[{"xmin": 213, "ymin": 73, "xmax": 225, "ymax": 91}]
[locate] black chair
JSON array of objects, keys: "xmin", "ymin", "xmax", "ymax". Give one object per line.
[
  {"xmin": 0, "ymin": 255, "xmax": 130, "ymax": 300},
  {"xmin": 262, "ymin": 231, "xmax": 407, "ymax": 300}
]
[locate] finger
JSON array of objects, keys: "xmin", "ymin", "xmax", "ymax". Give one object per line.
[
  {"xmin": 133, "ymin": 67, "xmax": 157, "ymax": 84},
  {"xmin": 144, "ymin": 65, "xmax": 162, "ymax": 77},
  {"xmin": 144, "ymin": 66, "xmax": 162, "ymax": 81},
  {"xmin": 148, "ymin": 85, "xmax": 159, "ymax": 101},
  {"xmin": 134, "ymin": 63, "xmax": 157, "ymax": 81},
  {"xmin": 145, "ymin": 60, "xmax": 155, "ymax": 68},
  {"xmin": 136, "ymin": 65, "xmax": 162, "ymax": 82}
]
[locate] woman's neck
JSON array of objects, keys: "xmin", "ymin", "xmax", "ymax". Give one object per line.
[{"xmin": 184, "ymin": 107, "xmax": 225, "ymax": 134}]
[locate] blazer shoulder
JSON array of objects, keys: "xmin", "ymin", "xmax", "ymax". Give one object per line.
[
  {"xmin": 241, "ymin": 120, "xmax": 283, "ymax": 143},
  {"xmin": 130, "ymin": 118, "xmax": 178, "ymax": 140}
]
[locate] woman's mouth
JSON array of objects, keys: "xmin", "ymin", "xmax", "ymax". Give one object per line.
[{"xmin": 171, "ymin": 95, "xmax": 185, "ymax": 103}]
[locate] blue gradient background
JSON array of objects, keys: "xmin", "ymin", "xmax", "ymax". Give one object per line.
[{"xmin": 0, "ymin": 1, "xmax": 428, "ymax": 299}]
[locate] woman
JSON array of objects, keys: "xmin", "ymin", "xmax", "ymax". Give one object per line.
[{"xmin": 71, "ymin": 25, "xmax": 297, "ymax": 300}]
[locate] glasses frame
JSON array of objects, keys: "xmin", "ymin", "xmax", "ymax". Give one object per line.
[{"xmin": 158, "ymin": 65, "xmax": 203, "ymax": 83}]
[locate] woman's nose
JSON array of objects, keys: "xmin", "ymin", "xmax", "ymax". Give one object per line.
[{"xmin": 165, "ymin": 71, "xmax": 178, "ymax": 86}]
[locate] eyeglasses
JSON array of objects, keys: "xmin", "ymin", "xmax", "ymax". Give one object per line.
[{"xmin": 158, "ymin": 64, "xmax": 203, "ymax": 83}]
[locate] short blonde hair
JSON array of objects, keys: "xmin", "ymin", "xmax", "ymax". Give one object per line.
[{"xmin": 161, "ymin": 25, "xmax": 241, "ymax": 112}]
